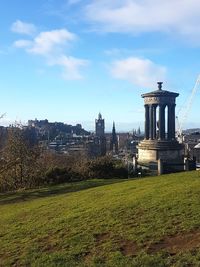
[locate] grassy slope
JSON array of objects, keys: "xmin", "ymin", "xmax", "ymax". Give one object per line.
[{"xmin": 1, "ymin": 172, "xmax": 200, "ymax": 266}]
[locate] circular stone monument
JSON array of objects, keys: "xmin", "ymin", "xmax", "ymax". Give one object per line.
[{"xmin": 137, "ymin": 82, "xmax": 184, "ymax": 173}]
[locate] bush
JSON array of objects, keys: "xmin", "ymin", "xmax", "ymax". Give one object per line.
[
  {"xmin": 44, "ymin": 167, "xmax": 71, "ymax": 184},
  {"xmin": 87, "ymin": 156, "xmax": 127, "ymax": 179},
  {"xmin": 113, "ymin": 166, "xmax": 128, "ymax": 178},
  {"xmin": 43, "ymin": 166, "xmax": 87, "ymax": 185}
]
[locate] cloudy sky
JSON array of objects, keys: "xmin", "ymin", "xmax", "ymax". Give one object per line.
[{"xmin": 1, "ymin": 0, "xmax": 200, "ymax": 131}]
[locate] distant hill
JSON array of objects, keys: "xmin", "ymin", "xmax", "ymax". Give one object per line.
[
  {"xmin": 1, "ymin": 172, "xmax": 200, "ymax": 266},
  {"xmin": 184, "ymin": 128, "xmax": 200, "ymax": 134}
]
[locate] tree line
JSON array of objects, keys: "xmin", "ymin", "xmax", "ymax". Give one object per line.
[{"xmin": 0, "ymin": 126, "xmax": 128, "ymax": 192}]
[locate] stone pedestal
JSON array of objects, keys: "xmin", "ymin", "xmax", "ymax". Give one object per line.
[{"xmin": 137, "ymin": 140, "xmax": 184, "ymax": 173}]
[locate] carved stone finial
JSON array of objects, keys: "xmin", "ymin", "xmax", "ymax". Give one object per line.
[{"xmin": 157, "ymin": 82, "xmax": 163, "ymax": 90}]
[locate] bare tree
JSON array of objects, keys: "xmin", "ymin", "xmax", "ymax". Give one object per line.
[{"xmin": 0, "ymin": 124, "xmax": 40, "ymax": 191}]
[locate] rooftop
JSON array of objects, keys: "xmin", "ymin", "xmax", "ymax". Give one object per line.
[{"xmin": 142, "ymin": 82, "xmax": 179, "ymax": 98}]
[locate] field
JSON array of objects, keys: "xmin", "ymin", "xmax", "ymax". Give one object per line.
[{"xmin": 1, "ymin": 172, "xmax": 200, "ymax": 266}]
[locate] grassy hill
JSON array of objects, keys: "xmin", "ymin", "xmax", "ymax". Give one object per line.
[{"xmin": 1, "ymin": 172, "xmax": 200, "ymax": 266}]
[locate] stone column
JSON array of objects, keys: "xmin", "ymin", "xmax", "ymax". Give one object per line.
[
  {"xmin": 159, "ymin": 105, "xmax": 165, "ymax": 140},
  {"xmin": 158, "ymin": 159, "xmax": 163, "ymax": 175},
  {"xmin": 144, "ymin": 105, "xmax": 149, "ymax": 139},
  {"xmin": 171, "ymin": 104, "xmax": 176, "ymax": 139},
  {"xmin": 153, "ymin": 105, "xmax": 157, "ymax": 139},
  {"xmin": 167, "ymin": 104, "xmax": 176, "ymax": 140},
  {"xmin": 149, "ymin": 105, "xmax": 154, "ymax": 139},
  {"xmin": 167, "ymin": 104, "xmax": 172, "ymax": 140}
]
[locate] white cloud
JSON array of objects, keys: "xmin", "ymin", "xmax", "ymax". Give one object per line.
[
  {"xmin": 14, "ymin": 39, "xmax": 32, "ymax": 48},
  {"xmin": 13, "ymin": 27, "xmax": 88, "ymax": 80},
  {"xmin": 84, "ymin": 0, "xmax": 200, "ymax": 40},
  {"xmin": 110, "ymin": 57, "xmax": 166, "ymax": 88},
  {"xmin": 48, "ymin": 55, "xmax": 89, "ymax": 80},
  {"xmin": 11, "ymin": 20, "xmax": 36, "ymax": 35},
  {"xmin": 28, "ymin": 29, "xmax": 76, "ymax": 56}
]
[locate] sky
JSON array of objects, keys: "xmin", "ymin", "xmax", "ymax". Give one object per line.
[{"xmin": 1, "ymin": 0, "xmax": 200, "ymax": 132}]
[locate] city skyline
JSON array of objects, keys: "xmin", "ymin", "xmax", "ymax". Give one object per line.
[{"xmin": 1, "ymin": 0, "xmax": 200, "ymax": 131}]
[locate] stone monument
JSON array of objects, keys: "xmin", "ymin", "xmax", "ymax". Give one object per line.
[{"xmin": 137, "ymin": 82, "xmax": 184, "ymax": 174}]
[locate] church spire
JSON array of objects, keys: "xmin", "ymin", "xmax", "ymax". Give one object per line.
[
  {"xmin": 110, "ymin": 121, "xmax": 118, "ymax": 154},
  {"xmin": 112, "ymin": 121, "xmax": 116, "ymax": 134}
]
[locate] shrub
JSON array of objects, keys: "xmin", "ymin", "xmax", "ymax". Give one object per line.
[{"xmin": 87, "ymin": 156, "xmax": 127, "ymax": 179}]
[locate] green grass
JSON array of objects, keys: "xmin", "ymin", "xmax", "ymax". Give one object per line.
[{"xmin": 1, "ymin": 172, "xmax": 200, "ymax": 266}]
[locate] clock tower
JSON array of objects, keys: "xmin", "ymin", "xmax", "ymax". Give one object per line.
[
  {"xmin": 95, "ymin": 113, "xmax": 105, "ymax": 137},
  {"xmin": 94, "ymin": 113, "xmax": 106, "ymax": 156}
]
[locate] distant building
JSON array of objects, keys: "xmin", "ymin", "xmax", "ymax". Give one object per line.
[
  {"xmin": 92, "ymin": 113, "xmax": 106, "ymax": 156},
  {"xmin": 183, "ymin": 131, "xmax": 200, "ymax": 161},
  {"xmin": 28, "ymin": 119, "xmax": 49, "ymax": 128},
  {"xmin": 194, "ymin": 143, "xmax": 200, "ymax": 163},
  {"xmin": 110, "ymin": 122, "xmax": 118, "ymax": 154},
  {"xmin": 95, "ymin": 113, "xmax": 105, "ymax": 137},
  {"xmin": 137, "ymin": 127, "xmax": 141, "ymax": 136},
  {"xmin": 27, "ymin": 119, "xmax": 90, "ymax": 143}
]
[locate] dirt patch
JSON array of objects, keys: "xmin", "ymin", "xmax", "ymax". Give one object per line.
[
  {"xmin": 84, "ymin": 233, "xmax": 110, "ymax": 264},
  {"xmin": 85, "ymin": 233, "xmax": 139, "ymax": 261},
  {"xmin": 148, "ymin": 230, "xmax": 200, "ymax": 254},
  {"xmin": 37, "ymin": 236, "xmax": 61, "ymax": 253},
  {"xmin": 94, "ymin": 233, "xmax": 139, "ymax": 256},
  {"xmin": 120, "ymin": 240, "xmax": 139, "ymax": 256},
  {"xmin": 94, "ymin": 232, "xmax": 110, "ymax": 245},
  {"xmin": 40, "ymin": 242, "xmax": 59, "ymax": 252}
]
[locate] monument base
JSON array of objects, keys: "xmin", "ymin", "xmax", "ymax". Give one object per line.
[{"xmin": 137, "ymin": 140, "xmax": 184, "ymax": 173}]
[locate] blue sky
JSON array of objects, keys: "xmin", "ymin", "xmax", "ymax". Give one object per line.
[{"xmin": 1, "ymin": 0, "xmax": 200, "ymax": 131}]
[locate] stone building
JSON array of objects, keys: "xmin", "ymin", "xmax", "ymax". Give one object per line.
[
  {"xmin": 193, "ymin": 143, "xmax": 200, "ymax": 163},
  {"xmin": 110, "ymin": 122, "xmax": 118, "ymax": 154},
  {"xmin": 93, "ymin": 113, "xmax": 106, "ymax": 156},
  {"xmin": 95, "ymin": 113, "xmax": 105, "ymax": 137},
  {"xmin": 137, "ymin": 82, "xmax": 184, "ymax": 174}
]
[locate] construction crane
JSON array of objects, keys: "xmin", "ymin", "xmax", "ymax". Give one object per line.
[
  {"xmin": 176, "ymin": 115, "xmax": 182, "ymax": 142},
  {"xmin": 0, "ymin": 113, "xmax": 6, "ymax": 120},
  {"xmin": 176, "ymin": 74, "xmax": 200, "ymax": 142}
]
